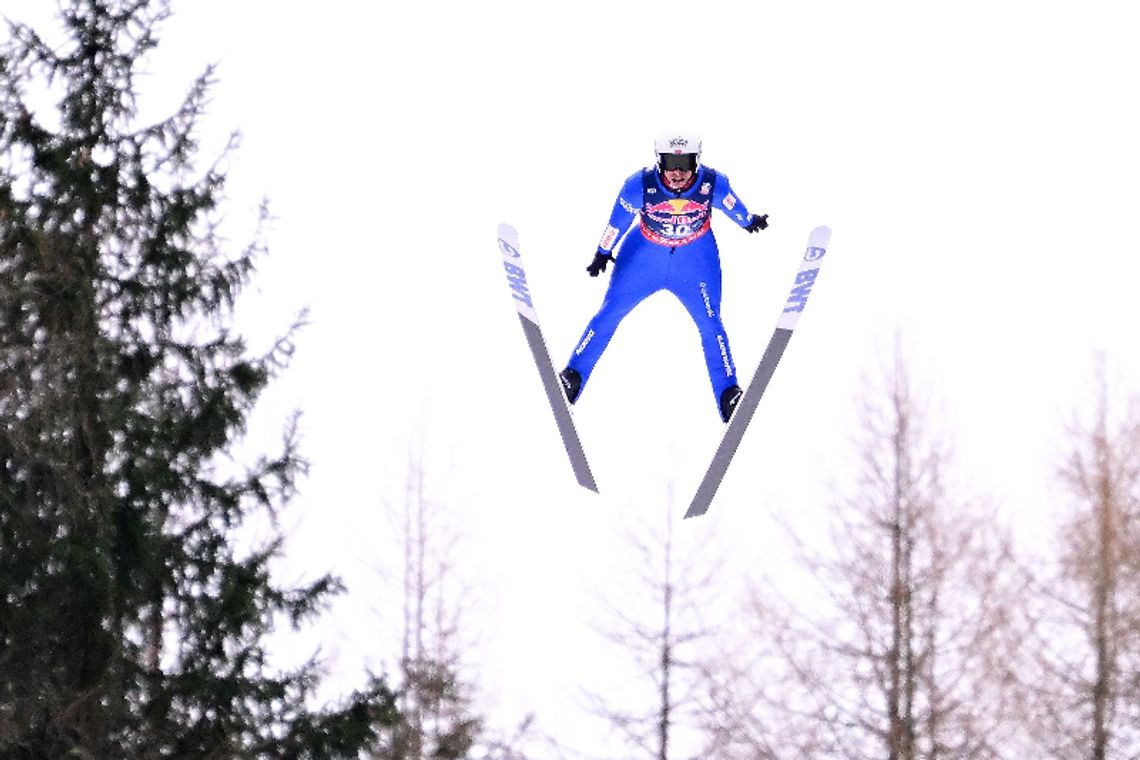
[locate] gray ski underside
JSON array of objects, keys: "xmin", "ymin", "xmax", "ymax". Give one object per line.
[
  {"xmin": 518, "ymin": 314, "xmax": 599, "ymax": 493},
  {"xmin": 685, "ymin": 327, "xmax": 793, "ymax": 518}
]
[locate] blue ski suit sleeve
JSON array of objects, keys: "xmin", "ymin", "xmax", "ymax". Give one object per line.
[
  {"xmin": 596, "ymin": 170, "xmax": 644, "ymax": 255},
  {"xmin": 710, "ymin": 171, "xmax": 756, "ymax": 229}
]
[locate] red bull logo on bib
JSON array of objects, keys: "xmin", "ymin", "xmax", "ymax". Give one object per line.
[{"xmin": 640, "ymin": 198, "xmax": 712, "ymax": 246}]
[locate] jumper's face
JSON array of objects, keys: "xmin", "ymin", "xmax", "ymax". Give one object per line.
[
  {"xmin": 659, "ymin": 152, "xmax": 697, "ymax": 191},
  {"xmin": 662, "ymin": 168, "xmax": 694, "ymax": 191}
]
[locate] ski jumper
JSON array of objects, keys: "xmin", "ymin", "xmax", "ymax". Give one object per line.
[{"xmin": 566, "ymin": 165, "xmax": 757, "ymax": 415}]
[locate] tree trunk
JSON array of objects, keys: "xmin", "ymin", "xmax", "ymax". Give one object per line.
[{"xmin": 1090, "ymin": 421, "xmax": 1114, "ymax": 760}]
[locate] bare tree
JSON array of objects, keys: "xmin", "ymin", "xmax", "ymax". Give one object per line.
[
  {"xmin": 371, "ymin": 446, "xmax": 540, "ymax": 760},
  {"xmin": 1025, "ymin": 358, "xmax": 1140, "ymax": 759},
  {"xmin": 710, "ymin": 345, "xmax": 1028, "ymax": 759},
  {"xmin": 585, "ymin": 485, "xmax": 723, "ymax": 760},
  {"xmin": 368, "ymin": 446, "xmax": 479, "ymax": 759}
]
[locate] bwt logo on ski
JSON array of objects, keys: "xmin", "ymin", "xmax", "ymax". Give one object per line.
[
  {"xmin": 783, "ymin": 268, "xmax": 819, "ymax": 314},
  {"xmin": 498, "ymin": 238, "xmax": 520, "ymax": 259},
  {"xmin": 502, "ymin": 262, "xmax": 532, "ymax": 308},
  {"xmin": 498, "ymin": 238, "xmax": 533, "ymax": 308},
  {"xmin": 804, "ymin": 246, "xmax": 826, "ymax": 262}
]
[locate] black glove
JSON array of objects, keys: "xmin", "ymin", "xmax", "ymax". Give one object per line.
[
  {"xmin": 586, "ymin": 252, "xmax": 614, "ymax": 277},
  {"xmin": 745, "ymin": 213, "xmax": 769, "ymax": 233}
]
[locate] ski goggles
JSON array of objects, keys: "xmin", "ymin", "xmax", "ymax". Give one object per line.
[{"xmin": 659, "ymin": 153, "xmax": 698, "ymax": 172}]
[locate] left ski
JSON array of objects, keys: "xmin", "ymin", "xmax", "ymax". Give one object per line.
[
  {"xmin": 497, "ymin": 223, "xmax": 599, "ymax": 493},
  {"xmin": 685, "ymin": 225, "xmax": 832, "ymax": 519}
]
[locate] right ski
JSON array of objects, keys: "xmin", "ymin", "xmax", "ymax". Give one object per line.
[
  {"xmin": 685, "ymin": 225, "xmax": 832, "ymax": 518},
  {"xmin": 497, "ymin": 223, "xmax": 599, "ymax": 493}
]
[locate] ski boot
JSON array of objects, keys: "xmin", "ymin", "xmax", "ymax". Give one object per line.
[
  {"xmin": 719, "ymin": 384, "xmax": 743, "ymax": 423},
  {"xmin": 559, "ymin": 367, "xmax": 582, "ymax": 404}
]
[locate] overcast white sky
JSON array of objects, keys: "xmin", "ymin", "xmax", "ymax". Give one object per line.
[{"xmin": 7, "ymin": 0, "xmax": 1140, "ymax": 752}]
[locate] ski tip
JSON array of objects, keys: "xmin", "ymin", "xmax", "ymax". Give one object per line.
[
  {"xmin": 497, "ymin": 224, "xmax": 521, "ymax": 261},
  {"xmin": 808, "ymin": 225, "xmax": 831, "ymax": 250}
]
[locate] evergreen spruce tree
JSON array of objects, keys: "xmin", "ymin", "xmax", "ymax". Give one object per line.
[{"xmin": 0, "ymin": 1, "xmax": 396, "ymax": 757}]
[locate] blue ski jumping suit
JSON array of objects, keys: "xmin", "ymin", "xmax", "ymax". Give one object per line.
[{"xmin": 566, "ymin": 164, "xmax": 757, "ymax": 415}]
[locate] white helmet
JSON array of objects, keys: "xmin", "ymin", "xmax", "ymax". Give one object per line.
[{"xmin": 654, "ymin": 131, "xmax": 702, "ymax": 172}]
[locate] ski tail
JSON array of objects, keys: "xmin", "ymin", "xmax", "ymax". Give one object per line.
[
  {"xmin": 685, "ymin": 225, "xmax": 832, "ymax": 518},
  {"xmin": 497, "ymin": 224, "xmax": 599, "ymax": 493}
]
